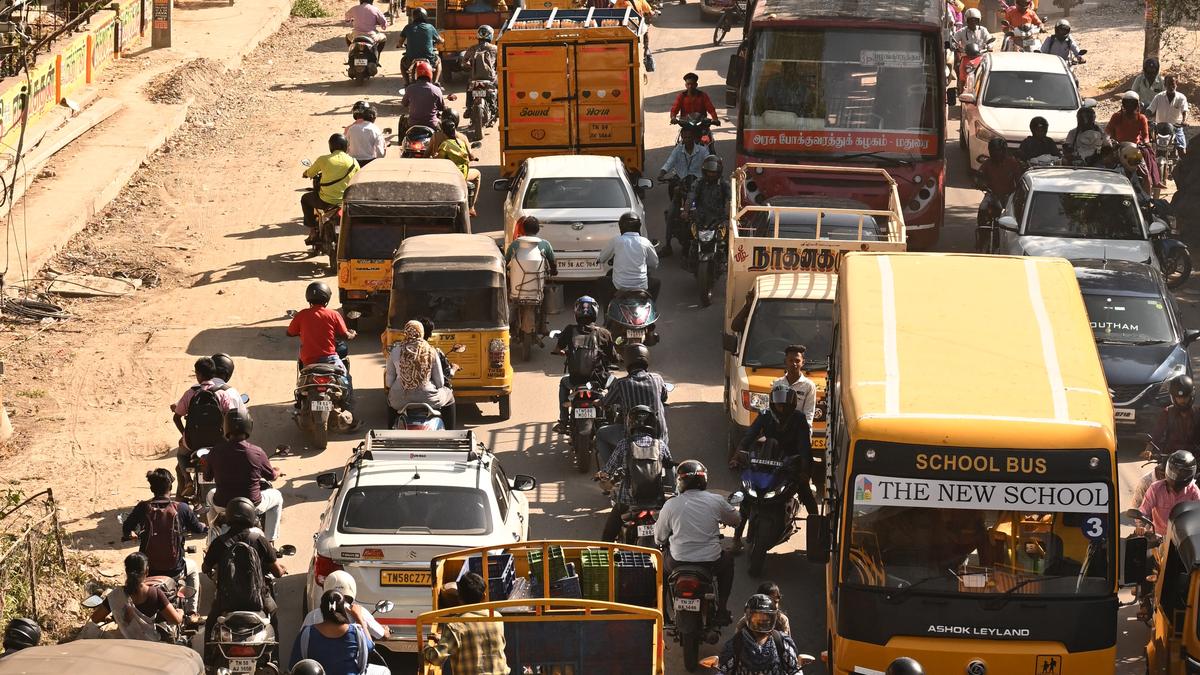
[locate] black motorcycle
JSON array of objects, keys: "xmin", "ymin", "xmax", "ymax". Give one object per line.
[
  {"xmin": 289, "ymin": 336, "xmax": 353, "ymax": 451},
  {"xmin": 299, "ymin": 159, "xmax": 341, "ymax": 271},
  {"xmin": 668, "ymin": 562, "xmax": 722, "ymax": 672},
  {"xmin": 606, "ymin": 289, "xmax": 661, "ymax": 348},
  {"xmin": 1156, "ymin": 122, "xmax": 1182, "ymax": 186},
  {"xmin": 1146, "ymin": 198, "xmax": 1191, "ymax": 288},
  {"xmin": 732, "ymin": 440, "xmax": 802, "ymax": 576},
  {"xmin": 686, "ymin": 214, "xmax": 727, "ymax": 307},
  {"xmin": 566, "ymin": 377, "xmax": 612, "ymax": 473},
  {"xmin": 205, "ymin": 545, "xmax": 297, "ymax": 675},
  {"xmin": 346, "ymin": 34, "xmax": 380, "ymax": 84},
  {"xmin": 467, "ymin": 79, "xmax": 498, "ymax": 142},
  {"xmin": 661, "ymin": 173, "xmax": 696, "ymax": 258}
]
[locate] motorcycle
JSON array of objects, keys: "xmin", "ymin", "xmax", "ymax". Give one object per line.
[
  {"xmin": 606, "ymin": 464, "xmax": 671, "ymax": 546},
  {"xmin": 667, "ymin": 561, "xmax": 723, "ymax": 671},
  {"xmin": 674, "ymin": 112, "xmax": 715, "ymax": 152},
  {"xmin": 346, "ymin": 34, "xmax": 380, "ymax": 84},
  {"xmin": 712, "ymin": 0, "xmax": 746, "ymax": 45},
  {"xmin": 289, "ymin": 340, "xmax": 354, "ymax": 451},
  {"xmin": 392, "ymin": 402, "xmax": 446, "ymax": 431},
  {"xmin": 1002, "ymin": 20, "xmax": 1042, "ymax": 52},
  {"xmin": 949, "ymin": 37, "xmax": 994, "ymax": 102},
  {"xmin": 730, "ymin": 440, "xmax": 802, "ymax": 576},
  {"xmin": 300, "ymin": 159, "xmax": 340, "ymax": 271},
  {"xmin": 82, "ymin": 577, "xmax": 198, "ymax": 646},
  {"xmin": 205, "ymin": 545, "xmax": 297, "ymax": 675},
  {"xmin": 1123, "ymin": 507, "xmax": 1158, "ymax": 625},
  {"xmin": 565, "ymin": 375, "xmax": 614, "ymax": 474},
  {"xmin": 606, "ymin": 289, "xmax": 661, "ymax": 348},
  {"xmin": 508, "ymin": 238, "xmax": 549, "ymax": 362},
  {"xmin": 466, "ymin": 79, "xmax": 498, "ymax": 142},
  {"xmin": 686, "ymin": 214, "xmax": 728, "ymax": 307},
  {"xmin": 661, "ymin": 173, "xmax": 697, "ymax": 258},
  {"xmin": 401, "ymin": 124, "xmax": 437, "ymax": 159},
  {"xmin": 1146, "ymin": 198, "xmax": 1192, "ymax": 288},
  {"xmin": 1156, "ymin": 122, "xmax": 1182, "ymax": 186}
]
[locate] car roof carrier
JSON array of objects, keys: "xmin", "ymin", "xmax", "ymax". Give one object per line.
[{"xmin": 358, "ymin": 429, "xmax": 488, "ymax": 463}]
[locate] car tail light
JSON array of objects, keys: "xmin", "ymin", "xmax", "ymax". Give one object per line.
[
  {"xmin": 313, "ymin": 555, "xmax": 342, "ymax": 587},
  {"xmin": 228, "ymin": 645, "xmax": 257, "ymax": 657},
  {"xmin": 675, "ymin": 576, "xmax": 701, "ymax": 598}
]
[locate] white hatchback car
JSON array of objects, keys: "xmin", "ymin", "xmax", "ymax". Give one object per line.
[
  {"xmin": 990, "ymin": 167, "xmax": 1162, "ymax": 265},
  {"xmin": 495, "ymin": 155, "xmax": 653, "ymax": 281},
  {"xmin": 305, "ymin": 430, "xmax": 536, "ymax": 653},
  {"xmin": 959, "ymin": 51, "xmax": 1082, "ymax": 171}
]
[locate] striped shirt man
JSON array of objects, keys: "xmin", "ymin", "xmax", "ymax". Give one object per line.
[{"xmin": 601, "ymin": 370, "xmax": 669, "ymax": 445}]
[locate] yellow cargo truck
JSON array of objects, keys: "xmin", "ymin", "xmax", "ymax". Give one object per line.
[
  {"xmin": 722, "ymin": 164, "xmax": 906, "ymax": 462},
  {"xmin": 496, "ymin": 8, "xmax": 647, "ymax": 177}
]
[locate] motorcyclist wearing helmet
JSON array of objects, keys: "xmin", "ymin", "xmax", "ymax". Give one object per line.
[
  {"xmin": 1133, "ymin": 57, "xmax": 1165, "ymax": 109},
  {"xmin": 679, "ymin": 154, "xmax": 731, "ymax": 258},
  {"xmin": 886, "ymin": 657, "xmax": 926, "ymax": 675},
  {"xmin": 600, "ymin": 342, "xmax": 670, "ymax": 446},
  {"xmin": 202, "ymin": 496, "xmax": 286, "ymax": 644},
  {"xmin": 291, "ymin": 660, "xmax": 326, "ymax": 675},
  {"xmin": 210, "ymin": 353, "xmax": 247, "ymax": 410},
  {"xmin": 171, "ymin": 356, "xmax": 242, "ymax": 496},
  {"xmin": 345, "ymin": 104, "xmax": 387, "ymax": 167},
  {"xmin": 434, "ymin": 111, "xmax": 481, "ymax": 215},
  {"xmin": 552, "ymin": 295, "xmax": 618, "ymax": 434},
  {"xmin": 401, "ymin": 60, "xmax": 448, "ymax": 130},
  {"xmin": 951, "ymin": 7, "xmax": 990, "ymax": 52},
  {"xmin": 122, "ymin": 468, "xmax": 207, "ymax": 621},
  {"xmin": 301, "ymin": 134, "xmax": 360, "ymax": 247},
  {"xmin": 654, "ymin": 460, "xmax": 740, "ymax": 625},
  {"xmin": 977, "ymin": 137, "xmax": 1023, "ymax": 231},
  {"xmin": 1001, "ymin": 0, "xmax": 1041, "ymax": 33},
  {"xmin": 716, "ymin": 594, "xmax": 801, "ymax": 674},
  {"xmin": 288, "ymin": 282, "xmax": 356, "ymax": 409},
  {"xmin": 596, "ymin": 211, "xmax": 661, "ymax": 301},
  {"xmin": 1063, "ymin": 105, "xmax": 1106, "ymax": 166},
  {"xmin": 463, "ymin": 25, "xmax": 498, "ymax": 85},
  {"xmin": 345, "ymin": 0, "xmax": 388, "ymax": 58},
  {"xmin": 1108, "ymin": 91, "xmax": 1152, "ymax": 146},
  {"xmin": 1151, "ymin": 375, "xmax": 1199, "ymax": 454},
  {"xmin": 596, "ymin": 404, "xmax": 673, "ymax": 542},
  {"xmin": 1040, "ymin": 18, "xmax": 1083, "ymax": 62},
  {"xmin": 1141, "ymin": 449, "xmax": 1200, "ymax": 535},
  {"xmin": 1117, "ymin": 140, "xmax": 1153, "ymax": 201},
  {"xmin": 205, "ymin": 408, "xmax": 284, "ymax": 544},
  {"xmin": 0, "ymin": 618, "xmax": 41, "ymax": 659},
  {"xmin": 399, "ymin": 7, "xmax": 444, "ymax": 82},
  {"xmin": 1018, "ymin": 116, "xmax": 1061, "ymax": 162}
]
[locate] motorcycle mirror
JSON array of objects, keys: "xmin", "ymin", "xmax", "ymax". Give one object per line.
[
  {"xmin": 471, "ymin": 141, "xmax": 482, "ymax": 149},
  {"xmin": 82, "ymin": 595, "xmax": 104, "ymax": 608},
  {"xmin": 286, "ymin": 309, "xmax": 298, "ymax": 318},
  {"xmin": 548, "ymin": 329, "xmax": 561, "ymax": 339},
  {"xmin": 383, "ymin": 127, "xmax": 394, "ymax": 135},
  {"xmin": 278, "ymin": 544, "xmax": 298, "ymax": 557},
  {"xmin": 798, "ymin": 655, "xmax": 816, "ymax": 666},
  {"xmin": 346, "ymin": 310, "xmax": 363, "ymax": 320},
  {"xmin": 374, "ymin": 600, "xmax": 395, "ymax": 614},
  {"xmin": 1078, "ymin": 48, "xmax": 1088, "ymax": 55},
  {"xmin": 301, "ymin": 159, "xmax": 312, "ymax": 167},
  {"xmin": 663, "ymin": 382, "xmax": 676, "ymax": 393},
  {"xmin": 240, "ymin": 393, "xmax": 250, "ymax": 404}
]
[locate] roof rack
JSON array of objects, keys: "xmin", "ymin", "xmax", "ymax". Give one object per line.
[{"xmin": 355, "ymin": 429, "xmax": 489, "ymax": 464}]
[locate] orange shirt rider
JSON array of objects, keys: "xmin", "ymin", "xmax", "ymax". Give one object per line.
[{"xmin": 1002, "ymin": 1, "xmax": 1041, "ymax": 29}]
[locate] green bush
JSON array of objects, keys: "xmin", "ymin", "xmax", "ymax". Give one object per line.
[{"xmin": 291, "ymin": 0, "xmax": 329, "ymax": 18}]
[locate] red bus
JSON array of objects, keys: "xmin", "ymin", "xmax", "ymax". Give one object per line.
[{"xmin": 725, "ymin": 0, "xmax": 947, "ymax": 247}]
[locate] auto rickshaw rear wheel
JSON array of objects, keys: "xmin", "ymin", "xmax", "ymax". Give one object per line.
[{"xmin": 498, "ymin": 395, "xmax": 512, "ymax": 420}]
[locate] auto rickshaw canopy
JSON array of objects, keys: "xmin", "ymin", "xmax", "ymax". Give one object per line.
[
  {"xmin": 1168, "ymin": 501, "xmax": 1200, "ymax": 569},
  {"xmin": 343, "ymin": 158, "xmax": 469, "ymax": 221},
  {"xmin": 0, "ymin": 640, "xmax": 204, "ymax": 675},
  {"xmin": 389, "ymin": 233, "xmax": 508, "ymax": 332}
]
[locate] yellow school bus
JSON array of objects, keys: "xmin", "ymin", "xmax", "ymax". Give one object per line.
[{"xmin": 811, "ymin": 252, "xmax": 1119, "ymax": 675}]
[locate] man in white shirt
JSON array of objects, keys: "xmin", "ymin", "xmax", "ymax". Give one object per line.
[
  {"xmin": 771, "ymin": 344, "xmax": 816, "ymax": 432},
  {"xmin": 658, "ymin": 125, "xmax": 709, "ymax": 182},
  {"xmin": 951, "ymin": 8, "xmax": 990, "ymax": 51},
  {"xmin": 345, "ymin": 107, "xmax": 387, "ymax": 166},
  {"xmin": 1149, "ymin": 75, "xmax": 1189, "ymax": 153},
  {"xmin": 597, "ymin": 212, "xmax": 660, "ymax": 302}
]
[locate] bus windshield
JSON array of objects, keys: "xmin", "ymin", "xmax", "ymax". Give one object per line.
[
  {"xmin": 844, "ymin": 474, "xmax": 1112, "ymax": 597},
  {"xmin": 742, "ymin": 28, "xmax": 941, "ymax": 160}
]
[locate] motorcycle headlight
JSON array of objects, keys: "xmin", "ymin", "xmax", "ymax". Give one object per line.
[
  {"xmin": 763, "ymin": 490, "xmax": 777, "ymax": 499},
  {"xmin": 746, "ymin": 487, "xmax": 758, "ymax": 498},
  {"xmin": 698, "ymin": 229, "xmax": 717, "ymax": 242}
]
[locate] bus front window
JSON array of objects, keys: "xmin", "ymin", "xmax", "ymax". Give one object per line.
[
  {"xmin": 845, "ymin": 475, "xmax": 1112, "ymax": 597},
  {"xmin": 742, "ymin": 28, "xmax": 941, "ymax": 160}
]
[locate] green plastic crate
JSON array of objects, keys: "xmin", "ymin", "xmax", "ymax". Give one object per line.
[
  {"xmin": 529, "ymin": 545, "xmax": 568, "ymax": 585},
  {"xmin": 579, "ymin": 548, "xmax": 610, "ymax": 600}
]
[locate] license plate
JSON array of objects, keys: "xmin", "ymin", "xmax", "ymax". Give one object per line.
[
  {"xmin": 229, "ymin": 658, "xmax": 257, "ymax": 674},
  {"xmin": 637, "ymin": 524, "xmax": 654, "ymax": 537},
  {"xmin": 812, "ymin": 436, "xmax": 827, "ymax": 450},
  {"xmin": 752, "ymin": 458, "xmax": 783, "ymax": 467},
  {"xmin": 673, "ymin": 597, "xmax": 701, "ymax": 612},
  {"xmin": 310, "ymin": 400, "xmax": 333, "ymax": 412},
  {"xmin": 1114, "ymin": 408, "xmax": 1136, "ymax": 424},
  {"xmin": 353, "ymin": 58, "xmax": 368, "ymax": 66},
  {"xmin": 574, "ymin": 407, "xmax": 597, "ymax": 419},
  {"xmin": 381, "ymin": 569, "xmax": 432, "ymax": 586},
  {"xmin": 473, "ymin": 90, "xmax": 486, "ymax": 98},
  {"xmin": 557, "ymin": 258, "xmax": 602, "ymax": 271},
  {"xmin": 627, "ymin": 329, "xmax": 645, "ymax": 339}
]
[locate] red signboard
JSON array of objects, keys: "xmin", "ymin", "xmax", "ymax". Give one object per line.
[{"xmin": 743, "ymin": 129, "xmax": 938, "ymax": 154}]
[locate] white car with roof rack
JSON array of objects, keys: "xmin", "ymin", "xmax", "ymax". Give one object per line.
[{"xmin": 305, "ymin": 429, "xmax": 536, "ymax": 653}]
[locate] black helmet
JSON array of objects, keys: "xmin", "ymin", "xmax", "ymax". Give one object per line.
[
  {"xmin": 618, "ymin": 211, "xmax": 642, "ymax": 234},
  {"xmin": 964, "ymin": 42, "xmax": 982, "ymax": 58},
  {"xmin": 440, "ymin": 115, "xmax": 458, "ymax": 135},
  {"xmin": 351, "ymin": 100, "xmax": 371, "ymax": 118},
  {"xmin": 442, "ymin": 108, "xmax": 460, "ymax": 128},
  {"xmin": 290, "ymin": 660, "xmax": 326, "ymax": 675},
  {"xmin": 1167, "ymin": 450, "xmax": 1197, "ymax": 490},
  {"xmin": 886, "ymin": 658, "xmax": 926, "ymax": 675},
  {"xmin": 413, "ymin": 7, "xmax": 428, "ymax": 21},
  {"xmin": 1030, "ymin": 116, "xmax": 1049, "ymax": 132},
  {"xmin": 625, "ymin": 404, "xmax": 659, "ymax": 437},
  {"xmin": 225, "ymin": 497, "xmax": 259, "ymax": 529},
  {"xmin": 1054, "ymin": 18, "xmax": 1071, "ymax": 35},
  {"xmin": 223, "ymin": 408, "xmax": 254, "ymax": 440},
  {"xmin": 212, "ymin": 353, "xmax": 235, "ymax": 382},
  {"xmin": 676, "ymin": 459, "xmax": 708, "ymax": 492},
  {"xmin": 1170, "ymin": 374, "xmax": 1194, "ymax": 400},
  {"xmin": 701, "ymin": 154, "xmax": 723, "ymax": 176},
  {"xmin": 624, "ymin": 343, "xmax": 650, "ymax": 372},
  {"xmin": 328, "ymin": 133, "xmax": 349, "ymax": 153},
  {"xmin": 3, "ymin": 617, "xmax": 41, "ymax": 651},
  {"xmin": 769, "ymin": 381, "xmax": 797, "ymax": 417},
  {"xmin": 987, "ymin": 137, "xmax": 1008, "ymax": 155},
  {"xmin": 743, "ymin": 593, "xmax": 779, "ymax": 635},
  {"xmin": 574, "ymin": 295, "xmax": 598, "ymax": 325},
  {"xmin": 306, "ymin": 281, "xmax": 332, "ymax": 306},
  {"xmin": 1157, "ymin": 121, "xmax": 1175, "ymax": 136}
]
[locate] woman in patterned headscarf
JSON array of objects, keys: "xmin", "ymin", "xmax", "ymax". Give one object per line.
[{"xmin": 386, "ymin": 320, "xmax": 456, "ymax": 428}]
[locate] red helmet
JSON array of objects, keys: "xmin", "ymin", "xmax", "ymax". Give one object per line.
[{"xmin": 415, "ymin": 61, "xmax": 434, "ymax": 80}]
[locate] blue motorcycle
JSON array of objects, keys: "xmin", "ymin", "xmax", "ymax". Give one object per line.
[{"xmin": 732, "ymin": 439, "xmax": 802, "ymax": 576}]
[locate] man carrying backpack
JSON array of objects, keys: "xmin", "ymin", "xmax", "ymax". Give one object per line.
[
  {"xmin": 552, "ymin": 296, "xmax": 618, "ymax": 434},
  {"xmin": 172, "ymin": 356, "xmax": 242, "ymax": 498},
  {"xmin": 202, "ymin": 497, "xmax": 286, "ymax": 651},
  {"xmin": 597, "ymin": 343, "xmax": 669, "ymax": 467},
  {"xmin": 716, "ymin": 594, "xmax": 802, "ymax": 674},
  {"xmin": 596, "ymin": 405, "xmax": 672, "ymax": 542},
  {"xmin": 122, "ymin": 468, "xmax": 207, "ymax": 622}
]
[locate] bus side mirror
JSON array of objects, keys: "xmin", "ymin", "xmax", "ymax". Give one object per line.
[
  {"xmin": 722, "ymin": 333, "xmax": 738, "ymax": 354},
  {"xmin": 1122, "ymin": 536, "xmax": 1149, "ymax": 586},
  {"xmin": 806, "ymin": 514, "xmax": 831, "ymax": 563},
  {"xmin": 725, "ymin": 52, "xmax": 745, "ymax": 103}
]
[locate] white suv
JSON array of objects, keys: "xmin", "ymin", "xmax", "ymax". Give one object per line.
[{"xmin": 305, "ymin": 430, "xmax": 536, "ymax": 652}]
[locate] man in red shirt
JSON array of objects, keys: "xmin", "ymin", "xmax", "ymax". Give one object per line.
[
  {"xmin": 670, "ymin": 72, "xmax": 720, "ymax": 124},
  {"xmin": 287, "ymin": 281, "xmax": 356, "ymax": 406},
  {"xmin": 1002, "ymin": 0, "xmax": 1041, "ymax": 29},
  {"xmin": 976, "ymin": 138, "xmax": 1024, "ymax": 248},
  {"xmin": 1107, "ymin": 91, "xmax": 1151, "ymax": 144}
]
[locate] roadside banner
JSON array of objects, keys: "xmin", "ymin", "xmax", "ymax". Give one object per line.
[
  {"xmin": 116, "ymin": 0, "xmax": 143, "ymax": 53},
  {"xmin": 57, "ymin": 34, "xmax": 89, "ymax": 102},
  {"xmin": 89, "ymin": 10, "xmax": 119, "ymax": 79}
]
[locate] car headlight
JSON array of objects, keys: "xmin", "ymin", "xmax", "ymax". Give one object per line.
[
  {"xmin": 743, "ymin": 391, "xmax": 769, "ymax": 411},
  {"xmin": 698, "ymin": 229, "xmax": 717, "ymax": 242},
  {"xmin": 976, "ymin": 124, "xmax": 1002, "ymax": 144},
  {"xmin": 1158, "ymin": 363, "xmax": 1189, "ymax": 396}
]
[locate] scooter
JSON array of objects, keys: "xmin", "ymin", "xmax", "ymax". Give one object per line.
[
  {"xmin": 1001, "ymin": 20, "xmax": 1043, "ymax": 52},
  {"xmin": 288, "ymin": 334, "xmax": 354, "ymax": 451},
  {"xmin": 82, "ymin": 578, "xmax": 199, "ymax": 646},
  {"xmin": 401, "ymin": 125, "xmax": 437, "ymax": 158},
  {"xmin": 1156, "ymin": 122, "xmax": 1182, "ymax": 186},
  {"xmin": 392, "ymin": 402, "xmax": 446, "ymax": 431},
  {"xmin": 1146, "ymin": 198, "xmax": 1192, "ymax": 288},
  {"xmin": 299, "ymin": 159, "xmax": 341, "ymax": 271},
  {"xmin": 606, "ymin": 289, "xmax": 661, "ymax": 348},
  {"xmin": 347, "ymin": 34, "xmax": 381, "ymax": 84},
  {"xmin": 1123, "ymin": 508, "xmax": 1158, "ymax": 625},
  {"xmin": 205, "ymin": 545, "xmax": 297, "ymax": 675},
  {"xmin": 565, "ymin": 375, "xmax": 613, "ymax": 474},
  {"xmin": 730, "ymin": 440, "xmax": 802, "ymax": 576}
]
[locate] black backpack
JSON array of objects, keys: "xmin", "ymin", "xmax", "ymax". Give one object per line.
[
  {"xmin": 216, "ymin": 533, "xmax": 267, "ymax": 613},
  {"xmin": 567, "ymin": 330, "xmax": 602, "ymax": 383},
  {"xmin": 626, "ymin": 435, "xmax": 664, "ymax": 503},
  {"xmin": 730, "ymin": 629, "xmax": 789, "ymax": 674},
  {"xmin": 185, "ymin": 384, "xmax": 228, "ymax": 450},
  {"xmin": 141, "ymin": 499, "xmax": 183, "ymax": 574}
]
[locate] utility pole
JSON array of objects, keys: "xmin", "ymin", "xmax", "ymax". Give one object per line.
[{"xmin": 151, "ymin": 0, "xmax": 171, "ymax": 48}]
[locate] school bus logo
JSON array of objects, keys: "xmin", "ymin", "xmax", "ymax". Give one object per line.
[
  {"xmin": 1035, "ymin": 655, "xmax": 1061, "ymax": 675},
  {"xmin": 854, "ymin": 476, "xmax": 873, "ymax": 502}
]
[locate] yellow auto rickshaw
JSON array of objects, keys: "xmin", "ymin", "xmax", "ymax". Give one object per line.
[
  {"xmin": 0, "ymin": 640, "xmax": 204, "ymax": 675},
  {"xmin": 383, "ymin": 233, "xmax": 513, "ymax": 418},
  {"xmin": 1142, "ymin": 500, "xmax": 1200, "ymax": 674},
  {"xmin": 337, "ymin": 158, "xmax": 470, "ymax": 323}
]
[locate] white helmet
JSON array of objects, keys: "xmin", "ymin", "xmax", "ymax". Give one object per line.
[
  {"xmin": 477, "ymin": 25, "xmax": 494, "ymax": 41},
  {"xmin": 324, "ymin": 570, "xmax": 357, "ymax": 598},
  {"xmin": 964, "ymin": 7, "xmax": 981, "ymax": 20},
  {"xmin": 1122, "ymin": 90, "xmax": 1141, "ymax": 102},
  {"xmin": 1055, "ymin": 18, "xmax": 1071, "ymax": 30}
]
